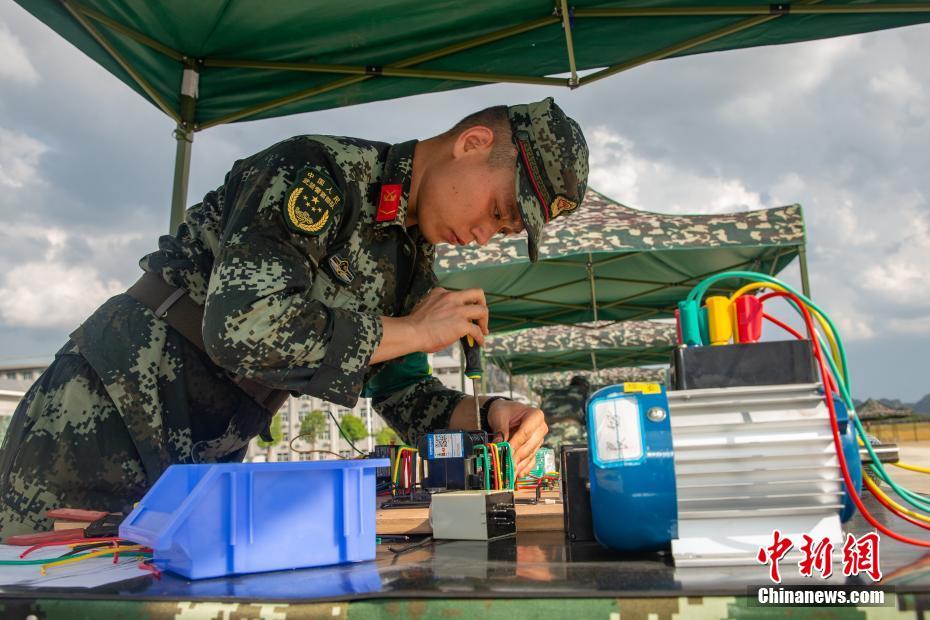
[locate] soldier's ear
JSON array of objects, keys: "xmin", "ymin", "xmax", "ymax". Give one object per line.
[{"xmin": 452, "ymin": 126, "xmax": 494, "ymax": 160}]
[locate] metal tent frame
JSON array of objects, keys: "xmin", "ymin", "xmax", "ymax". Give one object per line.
[{"xmin": 35, "ymin": 0, "xmax": 930, "ymax": 231}]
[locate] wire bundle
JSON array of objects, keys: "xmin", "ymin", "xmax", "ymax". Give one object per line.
[
  {"xmin": 688, "ymin": 271, "xmax": 930, "ymax": 547},
  {"xmin": 474, "ymin": 442, "xmax": 516, "ymax": 490},
  {"xmin": 389, "ymin": 446, "xmax": 418, "ymax": 496},
  {"xmin": 515, "ymin": 471, "xmax": 560, "ymax": 491},
  {"xmin": 0, "ymin": 537, "xmax": 159, "ymax": 578}
]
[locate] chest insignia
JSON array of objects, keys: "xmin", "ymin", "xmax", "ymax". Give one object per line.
[
  {"xmin": 376, "ymin": 183, "xmax": 402, "ymax": 222},
  {"xmin": 328, "ymin": 254, "xmax": 354, "ymax": 285},
  {"xmin": 283, "ymin": 167, "xmax": 343, "ymax": 236}
]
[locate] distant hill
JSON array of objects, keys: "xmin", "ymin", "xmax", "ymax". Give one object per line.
[{"xmin": 913, "ymin": 394, "xmax": 930, "ymax": 415}]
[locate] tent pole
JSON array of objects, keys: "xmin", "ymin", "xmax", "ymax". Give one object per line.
[
  {"xmin": 170, "ymin": 65, "xmax": 200, "ymax": 233},
  {"xmin": 558, "ymin": 0, "xmax": 579, "ymax": 86},
  {"xmin": 798, "ymin": 245, "xmax": 812, "ymax": 298},
  {"xmin": 508, "ymin": 362, "xmax": 514, "ymax": 399},
  {"xmin": 586, "ymin": 253, "xmax": 599, "ymax": 322}
]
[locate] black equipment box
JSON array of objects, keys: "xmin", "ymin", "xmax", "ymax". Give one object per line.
[
  {"xmin": 672, "ymin": 339, "xmax": 817, "ymax": 390},
  {"xmin": 560, "ymin": 445, "xmax": 595, "ymax": 542}
]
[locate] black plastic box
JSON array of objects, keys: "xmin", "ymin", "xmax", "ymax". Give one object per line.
[
  {"xmin": 560, "ymin": 445, "xmax": 594, "ymax": 542},
  {"xmin": 672, "ymin": 339, "xmax": 817, "ymax": 390}
]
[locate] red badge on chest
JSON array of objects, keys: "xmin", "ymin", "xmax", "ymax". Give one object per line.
[{"xmin": 376, "ymin": 184, "xmax": 402, "ymax": 222}]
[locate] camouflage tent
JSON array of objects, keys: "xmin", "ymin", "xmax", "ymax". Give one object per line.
[
  {"xmin": 528, "ymin": 367, "xmax": 667, "ymax": 395},
  {"xmin": 16, "ymin": 1, "xmax": 930, "ymax": 230},
  {"xmin": 436, "ymin": 189, "xmax": 806, "ymax": 333},
  {"xmin": 485, "ymin": 320, "xmax": 676, "ymax": 375}
]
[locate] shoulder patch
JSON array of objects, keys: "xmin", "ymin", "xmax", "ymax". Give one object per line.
[{"xmin": 282, "ymin": 166, "xmax": 344, "ymax": 236}]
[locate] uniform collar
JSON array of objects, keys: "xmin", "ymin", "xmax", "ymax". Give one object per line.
[{"xmin": 374, "ymin": 139, "xmax": 418, "ymax": 229}]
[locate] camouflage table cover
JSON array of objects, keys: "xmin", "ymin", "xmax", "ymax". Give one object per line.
[{"xmin": 436, "ymin": 189, "xmax": 804, "ymax": 332}]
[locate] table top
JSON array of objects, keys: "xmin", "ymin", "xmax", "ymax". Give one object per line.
[{"xmin": 0, "ymin": 495, "xmax": 926, "ymax": 604}]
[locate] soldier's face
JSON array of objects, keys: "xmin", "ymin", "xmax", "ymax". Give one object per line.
[{"xmin": 418, "ymin": 126, "xmax": 522, "ymax": 247}]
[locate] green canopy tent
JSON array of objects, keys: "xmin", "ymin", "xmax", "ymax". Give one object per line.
[
  {"xmin": 14, "ymin": 0, "xmax": 930, "ymax": 230},
  {"xmin": 484, "ymin": 319, "xmax": 676, "ymax": 397},
  {"xmin": 527, "ymin": 366, "xmax": 667, "ymax": 396},
  {"xmin": 435, "ymin": 188, "xmax": 807, "ymax": 332},
  {"xmin": 484, "ymin": 320, "xmax": 676, "ymax": 375}
]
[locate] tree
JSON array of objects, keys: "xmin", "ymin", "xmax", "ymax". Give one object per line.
[
  {"xmin": 375, "ymin": 426, "xmax": 401, "ymax": 445},
  {"xmin": 256, "ymin": 412, "xmax": 283, "ymax": 462},
  {"xmin": 339, "ymin": 414, "xmax": 368, "ymax": 446},
  {"xmin": 299, "ymin": 410, "xmax": 328, "ymax": 458}
]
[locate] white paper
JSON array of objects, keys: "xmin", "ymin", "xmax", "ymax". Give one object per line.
[{"xmin": 0, "ymin": 543, "xmax": 153, "ymax": 588}]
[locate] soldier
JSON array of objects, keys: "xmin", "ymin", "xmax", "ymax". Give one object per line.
[
  {"xmin": 0, "ymin": 98, "xmax": 589, "ymax": 537},
  {"xmin": 540, "ymin": 375, "xmax": 591, "ymax": 450}
]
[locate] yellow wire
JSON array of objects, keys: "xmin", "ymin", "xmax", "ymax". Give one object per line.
[
  {"xmin": 40, "ymin": 545, "xmax": 147, "ymax": 575},
  {"xmin": 863, "ymin": 474, "xmax": 930, "ymax": 524},
  {"xmin": 729, "ymin": 282, "xmax": 842, "ymax": 378},
  {"xmin": 892, "ymin": 462, "xmax": 930, "ymax": 475},
  {"xmin": 489, "ymin": 444, "xmax": 501, "ymax": 490},
  {"xmin": 494, "ymin": 445, "xmax": 503, "ymax": 490}
]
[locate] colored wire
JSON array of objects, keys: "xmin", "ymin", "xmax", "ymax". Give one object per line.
[
  {"xmin": 765, "ymin": 290, "xmax": 930, "ymax": 544},
  {"xmin": 497, "ymin": 442, "xmax": 516, "ymax": 489},
  {"xmin": 691, "ymin": 272, "xmax": 848, "ymax": 381},
  {"xmin": 41, "ymin": 547, "xmax": 150, "ymax": 576},
  {"xmin": 327, "ymin": 410, "xmax": 367, "ymax": 457},
  {"xmin": 762, "ymin": 312, "xmax": 804, "ymax": 341},
  {"xmin": 863, "ymin": 474, "xmax": 930, "ymax": 525},
  {"xmin": 20, "ymin": 536, "xmax": 125, "ymax": 559},
  {"xmin": 491, "ymin": 444, "xmax": 503, "ymax": 490},
  {"xmin": 728, "ymin": 275, "xmax": 930, "ymax": 518},
  {"xmin": 892, "ymin": 462, "xmax": 930, "ymax": 475},
  {"xmin": 473, "ymin": 445, "xmax": 490, "ymax": 490},
  {"xmin": 761, "ymin": 289, "xmax": 930, "ymax": 517}
]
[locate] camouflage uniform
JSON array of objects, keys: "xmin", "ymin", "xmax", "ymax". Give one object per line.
[
  {"xmin": 0, "ymin": 98, "xmax": 591, "ymax": 538},
  {"xmin": 540, "ymin": 376, "xmax": 591, "ymax": 450},
  {"xmin": 0, "ymin": 137, "xmax": 465, "ymax": 537}
]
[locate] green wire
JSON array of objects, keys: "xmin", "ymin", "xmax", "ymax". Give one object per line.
[
  {"xmin": 689, "ymin": 271, "xmax": 930, "ymax": 516},
  {"xmin": 497, "ymin": 442, "xmax": 516, "ymax": 489},
  {"xmin": 0, "ymin": 551, "xmax": 152, "ymax": 566},
  {"xmin": 687, "ymin": 271, "xmax": 850, "ymax": 381},
  {"xmin": 813, "ymin": 330, "xmax": 930, "ymax": 513},
  {"xmin": 474, "ymin": 444, "xmax": 490, "ymax": 490}
]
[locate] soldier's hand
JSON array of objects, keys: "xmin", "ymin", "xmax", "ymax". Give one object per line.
[
  {"xmin": 487, "ymin": 400, "xmax": 548, "ymax": 478},
  {"xmin": 407, "ymin": 287, "xmax": 489, "ymax": 353}
]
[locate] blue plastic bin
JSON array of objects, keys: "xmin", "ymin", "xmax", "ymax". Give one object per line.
[{"xmin": 119, "ymin": 459, "xmax": 389, "ymax": 579}]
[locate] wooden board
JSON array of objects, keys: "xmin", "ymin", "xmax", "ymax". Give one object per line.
[{"xmin": 376, "ymin": 491, "xmax": 563, "ymax": 535}]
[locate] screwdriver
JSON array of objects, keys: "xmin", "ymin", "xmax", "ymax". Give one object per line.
[{"xmin": 460, "ymin": 332, "xmax": 483, "ymax": 430}]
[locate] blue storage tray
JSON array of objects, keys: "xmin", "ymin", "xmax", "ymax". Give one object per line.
[{"xmin": 119, "ymin": 459, "xmax": 389, "ymax": 579}]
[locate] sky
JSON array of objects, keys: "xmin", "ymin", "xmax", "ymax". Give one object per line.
[{"xmin": 1, "ymin": 4, "xmax": 928, "ymax": 402}]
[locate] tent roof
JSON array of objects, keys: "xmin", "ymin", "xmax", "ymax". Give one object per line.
[
  {"xmin": 435, "ymin": 188, "xmax": 804, "ymax": 332},
  {"xmin": 528, "ymin": 367, "xmax": 666, "ymax": 394},
  {"xmin": 15, "ymin": 1, "xmax": 930, "ymax": 129},
  {"xmin": 485, "ymin": 320, "xmax": 676, "ymax": 375}
]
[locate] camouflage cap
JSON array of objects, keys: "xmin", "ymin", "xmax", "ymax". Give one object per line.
[{"xmin": 508, "ymin": 97, "xmax": 589, "ymax": 262}]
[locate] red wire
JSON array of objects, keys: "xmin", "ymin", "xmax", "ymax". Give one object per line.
[
  {"xmin": 19, "ymin": 536, "xmax": 124, "ymax": 559},
  {"xmin": 760, "ymin": 291, "xmax": 930, "ymax": 544},
  {"xmin": 762, "ymin": 312, "xmax": 804, "ymax": 340}
]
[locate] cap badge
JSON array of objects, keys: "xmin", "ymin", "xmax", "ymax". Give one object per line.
[{"xmin": 549, "ymin": 194, "xmax": 578, "ymax": 219}]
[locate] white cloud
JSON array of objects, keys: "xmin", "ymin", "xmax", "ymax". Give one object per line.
[
  {"xmin": 860, "ymin": 207, "xmax": 930, "ymax": 307},
  {"xmin": 869, "ymin": 67, "xmax": 924, "ymax": 104},
  {"xmin": 588, "ymin": 127, "xmax": 765, "ymax": 213},
  {"xmin": 0, "ymin": 21, "xmax": 38, "ymax": 85},
  {"xmin": 0, "ymin": 127, "xmax": 47, "ymax": 188},
  {"xmin": 0, "ymin": 222, "xmax": 141, "ymax": 328},
  {"xmin": 0, "ymin": 262, "xmax": 123, "ymax": 328}
]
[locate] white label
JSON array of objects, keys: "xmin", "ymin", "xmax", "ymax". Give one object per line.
[
  {"xmin": 593, "ymin": 397, "xmax": 644, "ymax": 463},
  {"xmin": 430, "ymin": 432, "xmax": 463, "ymax": 459}
]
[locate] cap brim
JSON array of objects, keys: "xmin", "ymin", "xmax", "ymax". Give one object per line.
[{"xmin": 514, "ymin": 158, "xmax": 545, "ymax": 263}]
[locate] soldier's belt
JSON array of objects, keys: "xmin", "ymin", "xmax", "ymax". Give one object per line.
[{"xmin": 126, "ymin": 271, "xmax": 290, "ymax": 416}]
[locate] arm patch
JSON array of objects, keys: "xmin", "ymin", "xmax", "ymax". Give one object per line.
[{"xmin": 282, "ymin": 166, "xmax": 344, "ymax": 236}]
